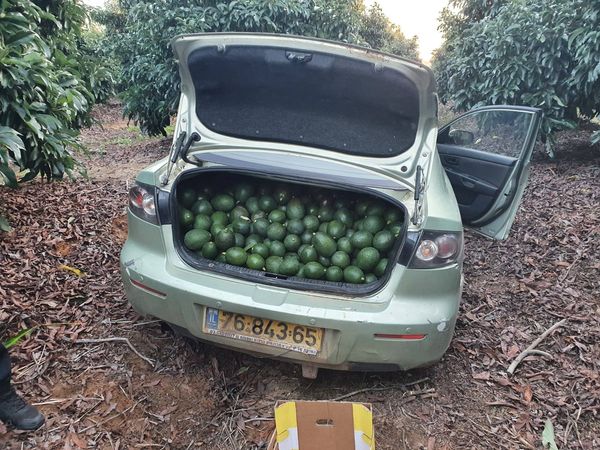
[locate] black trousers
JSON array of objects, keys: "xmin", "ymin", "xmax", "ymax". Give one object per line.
[{"xmin": 0, "ymin": 344, "xmax": 10, "ymax": 394}]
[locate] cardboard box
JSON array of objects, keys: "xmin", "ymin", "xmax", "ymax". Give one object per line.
[{"xmin": 267, "ymin": 400, "xmax": 374, "ymax": 450}]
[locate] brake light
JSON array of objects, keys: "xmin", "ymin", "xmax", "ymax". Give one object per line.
[
  {"xmin": 409, "ymin": 230, "xmax": 463, "ymax": 269},
  {"xmin": 129, "ymin": 183, "xmax": 158, "ymax": 224}
]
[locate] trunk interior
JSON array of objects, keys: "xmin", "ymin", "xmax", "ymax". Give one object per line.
[{"xmin": 171, "ymin": 169, "xmax": 407, "ymax": 296}]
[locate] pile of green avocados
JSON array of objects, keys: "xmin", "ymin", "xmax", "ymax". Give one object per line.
[{"xmin": 178, "ymin": 177, "xmax": 403, "ymax": 285}]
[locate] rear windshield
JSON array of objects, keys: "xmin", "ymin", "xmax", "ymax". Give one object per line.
[{"xmin": 187, "ymin": 45, "xmax": 419, "ymax": 157}]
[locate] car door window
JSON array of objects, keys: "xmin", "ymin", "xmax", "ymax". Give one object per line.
[
  {"xmin": 438, "ymin": 106, "xmax": 542, "ymax": 240},
  {"xmin": 438, "ymin": 110, "xmax": 534, "ymax": 158}
]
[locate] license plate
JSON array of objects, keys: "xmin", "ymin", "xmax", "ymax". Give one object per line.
[{"xmin": 203, "ymin": 308, "xmax": 323, "ymax": 355}]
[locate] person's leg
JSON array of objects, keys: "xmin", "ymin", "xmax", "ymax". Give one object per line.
[
  {"xmin": 0, "ymin": 344, "xmax": 10, "ymax": 394},
  {"xmin": 0, "ymin": 344, "xmax": 45, "ymax": 430}
]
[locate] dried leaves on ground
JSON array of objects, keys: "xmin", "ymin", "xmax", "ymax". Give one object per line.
[{"xmin": 0, "ymin": 104, "xmax": 598, "ymax": 449}]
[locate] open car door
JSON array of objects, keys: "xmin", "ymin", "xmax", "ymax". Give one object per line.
[{"xmin": 437, "ymin": 106, "xmax": 542, "ymax": 240}]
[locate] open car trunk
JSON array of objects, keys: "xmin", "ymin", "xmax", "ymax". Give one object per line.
[{"xmin": 172, "ymin": 169, "xmax": 408, "ymax": 296}]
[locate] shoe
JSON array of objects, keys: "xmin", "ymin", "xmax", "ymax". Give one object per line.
[{"xmin": 0, "ymin": 387, "xmax": 45, "ymax": 430}]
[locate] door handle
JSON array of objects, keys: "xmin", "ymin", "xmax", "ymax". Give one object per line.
[
  {"xmin": 444, "ymin": 156, "xmax": 459, "ymax": 165},
  {"xmin": 461, "ymin": 176, "xmax": 476, "ymax": 189}
]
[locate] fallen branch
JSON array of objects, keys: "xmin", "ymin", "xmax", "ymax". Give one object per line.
[
  {"xmin": 331, "ymin": 377, "xmax": 430, "ymax": 401},
  {"xmin": 507, "ymin": 319, "xmax": 567, "ymax": 375},
  {"xmin": 71, "ymin": 337, "xmax": 155, "ymax": 367}
]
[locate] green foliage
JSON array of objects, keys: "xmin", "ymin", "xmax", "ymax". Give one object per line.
[
  {"xmin": 433, "ymin": 0, "xmax": 600, "ymax": 155},
  {"xmin": 99, "ymin": 0, "xmax": 419, "ymax": 136},
  {"xmin": 2, "ymin": 327, "xmax": 35, "ymax": 349},
  {"xmin": 0, "ymin": 0, "xmax": 91, "ymax": 184},
  {"xmin": 77, "ymin": 25, "xmax": 116, "ymax": 104}
]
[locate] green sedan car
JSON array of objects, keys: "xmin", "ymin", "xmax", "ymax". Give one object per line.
[{"xmin": 120, "ymin": 33, "xmax": 542, "ymax": 378}]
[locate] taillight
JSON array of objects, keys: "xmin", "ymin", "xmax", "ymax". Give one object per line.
[
  {"xmin": 409, "ymin": 230, "xmax": 463, "ymax": 269},
  {"xmin": 129, "ymin": 183, "xmax": 158, "ymax": 224}
]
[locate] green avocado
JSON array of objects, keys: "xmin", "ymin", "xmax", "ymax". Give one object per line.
[
  {"xmin": 268, "ymin": 209, "xmax": 287, "ymax": 224},
  {"xmin": 304, "ymin": 261, "xmax": 326, "ymax": 280},
  {"xmin": 302, "ymin": 215, "xmax": 320, "ymax": 232},
  {"xmin": 327, "ymin": 220, "xmax": 346, "ymax": 239},
  {"xmin": 372, "ymin": 230, "xmax": 394, "ymax": 252},
  {"xmin": 317, "ymin": 206, "xmax": 334, "ymax": 222},
  {"xmin": 184, "ymin": 229, "xmax": 211, "ymax": 251},
  {"xmin": 225, "ymin": 247, "xmax": 247, "ymax": 266},
  {"xmin": 251, "ymin": 242, "xmax": 270, "ymax": 258},
  {"xmin": 232, "ymin": 218, "xmax": 252, "ymax": 235},
  {"xmin": 193, "ymin": 214, "xmax": 211, "ymax": 231},
  {"xmin": 350, "ymin": 230, "xmax": 373, "ymax": 250},
  {"xmin": 245, "ymin": 196, "xmax": 260, "ymax": 214},
  {"xmin": 312, "ymin": 232, "xmax": 337, "ymax": 258},
  {"xmin": 265, "ymin": 255, "xmax": 283, "ymax": 274},
  {"xmin": 287, "ymin": 219, "xmax": 305, "ymax": 235},
  {"xmin": 267, "ymin": 222, "xmax": 286, "ymax": 241},
  {"xmin": 325, "ymin": 266, "xmax": 344, "ymax": 282},
  {"xmin": 356, "ymin": 247, "xmax": 380, "ymax": 272},
  {"xmin": 211, "ymin": 211, "xmax": 229, "ymax": 225},
  {"xmin": 284, "ymin": 234, "xmax": 302, "ymax": 252},
  {"xmin": 215, "ymin": 229, "xmax": 236, "ymax": 251},
  {"xmin": 212, "ymin": 194, "xmax": 235, "ymax": 212},
  {"xmin": 246, "ymin": 253, "xmax": 265, "ymax": 270},
  {"xmin": 331, "ymin": 251, "xmax": 350, "ymax": 269},
  {"xmin": 287, "ymin": 199, "xmax": 305, "ymax": 220},
  {"xmin": 299, "ymin": 246, "xmax": 318, "ymax": 264},
  {"xmin": 364, "ymin": 273, "xmax": 378, "ymax": 284},
  {"xmin": 343, "ymin": 265, "xmax": 365, "ymax": 284},
  {"xmin": 252, "ymin": 217, "xmax": 270, "ymax": 237},
  {"xmin": 258, "ymin": 195, "xmax": 277, "ymax": 212},
  {"xmin": 179, "ymin": 188, "xmax": 196, "ymax": 208},
  {"xmin": 179, "ymin": 208, "xmax": 194, "ymax": 228},
  {"xmin": 279, "ymin": 257, "xmax": 300, "ymax": 276},
  {"xmin": 334, "ymin": 208, "xmax": 354, "ymax": 226},
  {"xmin": 201, "ymin": 241, "xmax": 218, "ymax": 259},
  {"xmin": 336, "ymin": 237, "xmax": 353, "ymax": 254},
  {"xmin": 373, "ymin": 258, "xmax": 388, "ymax": 277},
  {"xmin": 191, "ymin": 199, "xmax": 213, "ymax": 216},
  {"xmin": 269, "ymin": 241, "xmax": 286, "ymax": 257},
  {"xmin": 230, "ymin": 205, "xmax": 250, "ymax": 222},
  {"xmin": 234, "ymin": 183, "xmax": 254, "ymax": 203},
  {"xmin": 362, "ymin": 215, "xmax": 385, "ymax": 234}
]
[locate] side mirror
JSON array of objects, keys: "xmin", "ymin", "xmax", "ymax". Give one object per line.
[{"xmin": 449, "ymin": 129, "xmax": 475, "ymax": 146}]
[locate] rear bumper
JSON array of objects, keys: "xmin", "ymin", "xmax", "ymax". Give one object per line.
[{"xmin": 120, "ymin": 221, "xmax": 463, "ymax": 371}]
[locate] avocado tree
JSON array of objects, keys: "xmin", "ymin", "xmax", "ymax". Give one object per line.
[
  {"xmin": 0, "ymin": 0, "xmax": 116, "ymax": 187},
  {"xmin": 433, "ymin": 0, "xmax": 600, "ymax": 155},
  {"xmin": 98, "ymin": 0, "xmax": 419, "ymax": 136}
]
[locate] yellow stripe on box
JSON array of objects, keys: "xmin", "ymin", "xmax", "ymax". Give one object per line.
[{"xmin": 352, "ymin": 403, "xmax": 374, "ymax": 449}]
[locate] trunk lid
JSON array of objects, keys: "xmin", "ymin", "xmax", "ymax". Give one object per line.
[{"xmin": 170, "ymin": 33, "xmax": 438, "ymax": 190}]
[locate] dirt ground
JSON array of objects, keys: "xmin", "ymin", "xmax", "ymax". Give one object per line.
[{"xmin": 0, "ymin": 103, "xmax": 598, "ymax": 449}]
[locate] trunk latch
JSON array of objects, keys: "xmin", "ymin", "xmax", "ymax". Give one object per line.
[{"xmin": 286, "ymin": 51, "xmax": 312, "ymax": 64}]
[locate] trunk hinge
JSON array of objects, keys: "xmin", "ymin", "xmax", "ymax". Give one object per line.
[
  {"xmin": 412, "ymin": 165, "xmax": 425, "ymax": 226},
  {"xmin": 160, "ymin": 132, "xmax": 201, "ymax": 185}
]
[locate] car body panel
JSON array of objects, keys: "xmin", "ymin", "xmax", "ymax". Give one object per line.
[{"xmin": 121, "ymin": 210, "xmax": 462, "ymax": 370}]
